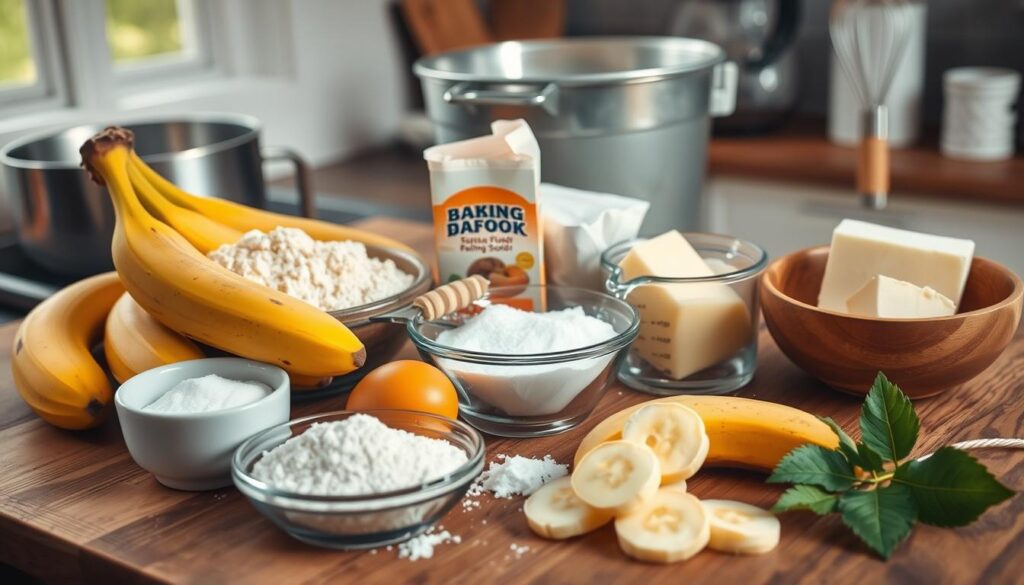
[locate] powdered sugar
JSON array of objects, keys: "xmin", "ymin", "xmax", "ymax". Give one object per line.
[
  {"xmin": 398, "ymin": 526, "xmax": 461, "ymax": 560},
  {"xmin": 208, "ymin": 227, "xmax": 414, "ymax": 311},
  {"xmin": 466, "ymin": 454, "xmax": 568, "ymax": 501},
  {"xmin": 250, "ymin": 414, "xmax": 467, "ymax": 496}
]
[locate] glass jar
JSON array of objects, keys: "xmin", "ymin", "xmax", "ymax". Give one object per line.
[{"xmin": 601, "ymin": 233, "xmax": 768, "ymax": 395}]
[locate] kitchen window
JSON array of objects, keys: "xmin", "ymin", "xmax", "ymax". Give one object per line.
[{"xmin": 0, "ymin": 0, "xmax": 67, "ymax": 111}]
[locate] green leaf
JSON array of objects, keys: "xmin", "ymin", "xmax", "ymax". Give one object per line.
[
  {"xmin": 838, "ymin": 484, "xmax": 918, "ymax": 559},
  {"xmin": 856, "ymin": 442, "xmax": 885, "ymax": 472},
  {"xmin": 820, "ymin": 416, "xmax": 857, "ymax": 452},
  {"xmin": 895, "ymin": 447, "xmax": 1015, "ymax": 527},
  {"xmin": 773, "ymin": 485, "xmax": 839, "ymax": 514},
  {"xmin": 860, "ymin": 372, "xmax": 919, "ymax": 462},
  {"xmin": 768, "ymin": 445, "xmax": 858, "ymax": 491}
]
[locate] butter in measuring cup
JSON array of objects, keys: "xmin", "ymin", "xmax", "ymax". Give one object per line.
[{"xmin": 617, "ymin": 231, "xmax": 752, "ymax": 381}]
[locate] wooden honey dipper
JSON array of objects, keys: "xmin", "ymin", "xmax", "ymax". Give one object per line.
[{"xmin": 372, "ymin": 275, "xmax": 490, "ymax": 324}]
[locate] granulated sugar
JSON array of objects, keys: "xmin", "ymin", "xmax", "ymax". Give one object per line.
[
  {"xmin": 398, "ymin": 526, "xmax": 461, "ymax": 561},
  {"xmin": 467, "ymin": 454, "xmax": 568, "ymax": 500},
  {"xmin": 434, "ymin": 305, "xmax": 617, "ymax": 417},
  {"xmin": 209, "ymin": 227, "xmax": 414, "ymax": 311},
  {"xmin": 436, "ymin": 304, "xmax": 615, "ymax": 355},
  {"xmin": 251, "ymin": 414, "xmax": 467, "ymax": 495}
]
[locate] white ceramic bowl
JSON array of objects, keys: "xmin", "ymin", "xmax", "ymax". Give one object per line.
[{"xmin": 115, "ymin": 357, "xmax": 291, "ymax": 491}]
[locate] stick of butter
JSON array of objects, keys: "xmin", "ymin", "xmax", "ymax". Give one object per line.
[
  {"xmin": 818, "ymin": 220, "xmax": 975, "ymax": 312},
  {"xmin": 845, "ymin": 275, "xmax": 956, "ymax": 318},
  {"xmin": 619, "ymin": 231, "xmax": 751, "ymax": 380}
]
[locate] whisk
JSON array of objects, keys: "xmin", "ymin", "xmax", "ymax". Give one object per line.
[{"xmin": 830, "ymin": 0, "xmax": 915, "ymax": 210}]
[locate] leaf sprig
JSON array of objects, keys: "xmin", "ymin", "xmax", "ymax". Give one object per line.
[{"xmin": 768, "ymin": 373, "xmax": 1015, "ymax": 559}]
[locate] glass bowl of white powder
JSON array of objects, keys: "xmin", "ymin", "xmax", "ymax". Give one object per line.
[
  {"xmin": 232, "ymin": 410, "xmax": 484, "ymax": 549},
  {"xmin": 407, "ymin": 285, "xmax": 640, "ymax": 437}
]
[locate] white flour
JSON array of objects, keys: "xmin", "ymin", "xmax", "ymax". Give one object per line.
[
  {"xmin": 144, "ymin": 374, "xmax": 270, "ymax": 414},
  {"xmin": 435, "ymin": 305, "xmax": 618, "ymax": 416},
  {"xmin": 208, "ymin": 227, "xmax": 414, "ymax": 311},
  {"xmin": 397, "ymin": 526, "xmax": 461, "ymax": 561},
  {"xmin": 251, "ymin": 414, "xmax": 467, "ymax": 495},
  {"xmin": 467, "ymin": 454, "xmax": 568, "ymax": 499}
]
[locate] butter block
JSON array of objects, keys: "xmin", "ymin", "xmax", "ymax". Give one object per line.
[
  {"xmin": 846, "ymin": 275, "xmax": 956, "ymax": 319},
  {"xmin": 620, "ymin": 231, "xmax": 751, "ymax": 380},
  {"xmin": 619, "ymin": 230, "xmax": 714, "ymax": 280},
  {"xmin": 818, "ymin": 220, "xmax": 975, "ymax": 312}
]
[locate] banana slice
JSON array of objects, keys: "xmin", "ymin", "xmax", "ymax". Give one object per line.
[
  {"xmin": 702, "ymin": 500, "xmax": 780, "ymax": 555},
  {"xmin": 524, "ymin": 476, "xmax": 614, "ymax": 539},
  {"xmin": 615, "ymin": 489, "xmax": 710, "ymax": 563},
  {"xmin": 571, "ymin": 440, "xmax": 660, "ymax": 513},
  {"xmin": 622, "ymin": 403, "xmax": 709, "ymax": 483},
  {"xmin": 662, "ymin": 479, "xmax": 687, "ymax": 493}
]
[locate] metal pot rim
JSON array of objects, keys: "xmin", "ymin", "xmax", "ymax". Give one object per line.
[
  {"xmin": 413, "ymin": 36, "xmax": 726, "ymax": 87},
  {"xmin": 0, "ymin": 112, "xmax": 264, "ymax": 171}
]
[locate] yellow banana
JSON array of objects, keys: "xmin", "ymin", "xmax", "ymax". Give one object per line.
[
  {"xmin": 576, "ymin": 396, "xmax": 838, "ymax": 472},
  {"xmin": 12, "ymin": 272, "xmax": 124, "ymax": 429},
  {"xmin": 105, "ymin": 292, "xmax": 332, "ymax": 390},
  {"xmin": 128, "ymin": 163, "xmax": 244, "ymax": 254},
  {"xmin": 81, "ymin": 128, "xmax": 366, "ymax": 377},
  {"xmin": 128, "ymin": 151, "xmax": 417, "ymax": 254},
  {"xmin": 104, "ymin": 292, "xmax": 205, "ymax": 384}
]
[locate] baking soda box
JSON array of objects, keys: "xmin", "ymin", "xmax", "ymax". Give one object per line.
[{"xmin": 424, "ymin": 120, "xmax": 544, "ymax": 307}]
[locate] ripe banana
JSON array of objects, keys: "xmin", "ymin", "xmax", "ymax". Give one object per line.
[
  {"xmin": 615, "ymin": 489, "xmax": 710, "ymax": 563},
  {"xmin": 81, "ymin": 128, "xmax": 366, "ymax": 377},
  {"xmin": 524, "ymin": 476, "xmax": 614, "ymax": 540},
  {"xmin": 128, "ymin": 163, "xmax": 243, "ymax": 254},
  {"xmin": 702, "ymin": 500, "xmax": 780, "ymax": 555},
  {"xmin": 622, "ymin": 403, "xmax": 708, "ymax": 483},
  {"xmin": 576, "ymin": 396, "xmax": 838, "ymax": 472},
  {"xmin": 128, "ymin": 151, "xmax": 417, "ymax": 254},
  {"xmin": 572, "ymin": 440, "xmax": 660, "ymax": 513},
  {"xmin": 104, "ymin": 292, "xmax": 205, "ymax": 384},
  {"xmin": 12, "ymin": 272, "xmax": 124, "ymax": 429}
]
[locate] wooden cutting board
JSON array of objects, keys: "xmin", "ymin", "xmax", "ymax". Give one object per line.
[{"xmin": 0, "ymin": 218, "xmax": 1022, "ymax": 584}]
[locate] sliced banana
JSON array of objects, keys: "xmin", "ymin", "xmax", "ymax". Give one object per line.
[
  {"xmin": 661, "ymin": 479, "xmax": 687, "ymax": 493},
  {"xmin": 571, "ymin": 440, "xmax": 660, "ymax": 513},
  {"xmin": 615, "ymin": 489, "xmax": 710, "ymax": 563},
  {"xmin": 702, "ymin": 500, "xmax": 780, "ymax": 555},
  {"xmin": 524, "ymin": 476, "xmax": 614, "ymax": 540},
  {"xmin": 622, "ymin": 403, "xmax": 709, "ymax": 483}
]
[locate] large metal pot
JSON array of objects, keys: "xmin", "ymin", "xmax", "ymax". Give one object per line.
[
  {"xmin": 0, "ymin": 114, "xmax": 313, "ymax": 276},
  {"xmin": 414, "ymin": 37, "xmax": 737, "ymax": 234}
]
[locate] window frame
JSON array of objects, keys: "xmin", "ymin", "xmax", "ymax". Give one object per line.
[
  {"xmin": 107, "ymin": 0, "xmax": 219, "ymax": 87},
  {"xmin": 0, "ymin": 0, "xmax": 68, "ymax": 112}
]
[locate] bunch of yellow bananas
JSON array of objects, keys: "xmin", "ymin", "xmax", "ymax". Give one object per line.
[{"xmin": 12, "ymin": 127, "xmax": 416, "ymax": 429}]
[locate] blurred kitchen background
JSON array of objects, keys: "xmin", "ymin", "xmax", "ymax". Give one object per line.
[{"xmin": 0, "ymin": 0, "xmax": 1021, "ymax": 315}]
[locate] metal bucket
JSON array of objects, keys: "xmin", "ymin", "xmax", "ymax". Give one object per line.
[
  {"xmin": 0, "ymin": 113, "xmax": 313, "ymax": 276},
  {"xmin": 414, "ymin": 37, "xmax": 737, "ymax": 234}
]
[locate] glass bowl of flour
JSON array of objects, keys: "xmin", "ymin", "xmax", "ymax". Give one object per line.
[
  {"xmin": 232, "ymin": 410, "xmax": 484, "ymax": 549},
  {"xmin": 408, "ymin": 285, "xmax": 640, "ymax": 437}
]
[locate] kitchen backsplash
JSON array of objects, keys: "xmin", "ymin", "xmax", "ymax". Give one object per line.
[{"xmin": 563, "ymin": 0, "xmax": 1024, "ymax": 124}]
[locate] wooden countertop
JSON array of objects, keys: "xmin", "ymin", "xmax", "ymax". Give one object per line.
[
  {"xmin": 708, "ymin": 122, "xmax": 1024, "ymax": 205},
  {"xmin": 1, "ymin": 218, "xmax": 1022, "ymax": 584}
]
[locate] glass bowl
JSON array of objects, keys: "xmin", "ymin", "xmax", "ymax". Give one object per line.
[
  {"xmin": 231, "ymin": 410, "xmax": 484, "ymax": 550},
  {"xmin": 407, "ymin": 285, "xmax": 640, "ymax": 438},
  {"xmin": 601, "ymin": 233, "xmax": 768, "ymax": 396}
]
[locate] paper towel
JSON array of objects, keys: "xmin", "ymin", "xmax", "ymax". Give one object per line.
[{"xmin": 542, "ymin": 183, "xmax": 649, "ymax": 290}]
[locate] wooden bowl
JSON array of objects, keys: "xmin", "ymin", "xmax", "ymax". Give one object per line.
[{"xmin": 760, "ymin": 246, "xmax": 1023, "ymax": 398}]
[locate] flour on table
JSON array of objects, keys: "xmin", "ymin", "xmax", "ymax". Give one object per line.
[
  {"xmin": 466, "ymin": 454, "xmax": 568, "ymax": 501},
  {"xmin": 208, "ymin": 227, "xmax": 413, "ymax": 311},
  {"xmin": 398, "ymin": 526, "xmax": 461, "ymax": 561}
]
